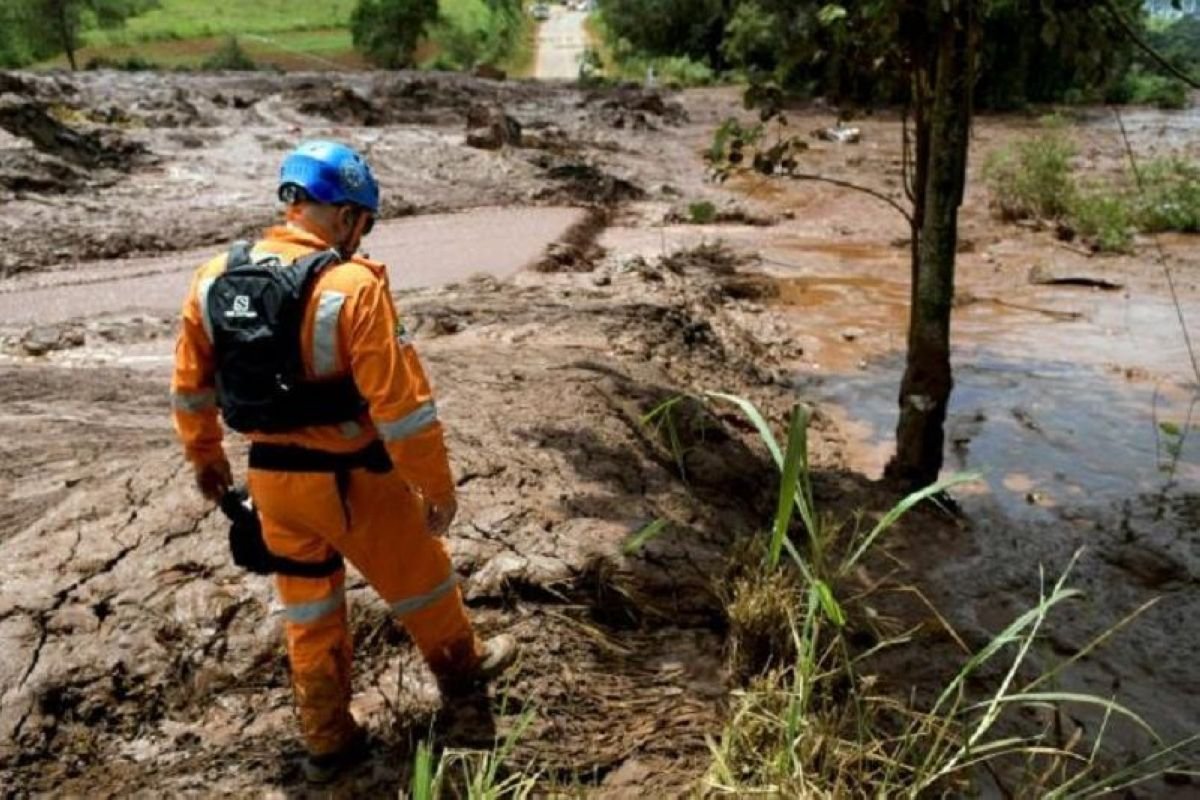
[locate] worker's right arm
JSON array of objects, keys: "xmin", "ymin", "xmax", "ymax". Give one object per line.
[{"xmin": 171, "ymin": 267, "xmax": 226, "ymax": 473}]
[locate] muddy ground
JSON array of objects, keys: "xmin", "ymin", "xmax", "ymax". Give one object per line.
[{"xmin": 0, "ymin": 69, "xmax": 1197, "ymax": 796}]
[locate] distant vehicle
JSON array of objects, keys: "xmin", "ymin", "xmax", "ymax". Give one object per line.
[{"xmin": 532, "ymin": 3, "xmax": 551, "ymax": 20}]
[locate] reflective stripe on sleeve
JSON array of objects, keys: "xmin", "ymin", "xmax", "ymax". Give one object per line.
[
  {"xmin": 171, "ymin": 388, "xmax": 217, "ymax": 413},
  {"xmin": 197, "ymin": 277, "xmax": 216, "ymax": 341},
  {"xmin": 312, "ymin": 291, "xmax": 347, "ymax": 377},
  {"xmin": 389, "ymin": 574, "xmax": 457, "ymax": 618},
  {"xmin": 283, "ymin": 584, "xmax": 346, "ymax": 625},
  {"xmin": 377, "ymin": 401, "xmax": 438, "ymax": 442}
]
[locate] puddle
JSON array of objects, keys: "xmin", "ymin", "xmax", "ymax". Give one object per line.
[{"xmin": 761, "ymin": 238, "xmax": 1200, "ymax": 520}]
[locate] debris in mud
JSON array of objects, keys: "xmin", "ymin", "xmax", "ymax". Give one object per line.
[
  {"xmin": 535, "ymin": 160, "xmax": 645, "ymax": 205},
  {"xmin": 464, "ymin": 105, "xmax": 522, "ymax": 150},
  {"xmin": 815, "ymin": 125, "xmax": 862, "ymax": 144},
  {"xmin": 660, "ymin": 241, "xmax": 748, "ymax": 276},
  {"xmin": 14, "ymin": 324, "xmax": 86, "ymax": 356},
  {"xmin": 472, "ymin": 64, "xmax": 507, "ymax": 81},
  {"xmin": 1028, "ymin": 264, "xmax": 1124, "ymax": 291},
  {"xmin": 583, "ymin": 87, "xmax": 688, "ymax": 130},
  {"xmin": 534, "ymin": 208, "xmax": 608, "ymax": 273},
  {"xmin": 0, "ymin": 93, "xmax": 146, "ymax": 170},
  {"xmin": 0, "ymin": 148, "xmax": 92, "ymax": 195},
  {"xmin": 292, "ymin": 83, "xmax": 381, "ymax": 126},
  {"xmin": 519, "ymin": 120, "xmax": 571, "ymax": 151}
]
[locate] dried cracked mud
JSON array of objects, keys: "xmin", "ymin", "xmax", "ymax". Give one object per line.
[{"xmin": 0, "ymin": 68, "xmax": 1197, "ymax": 796}]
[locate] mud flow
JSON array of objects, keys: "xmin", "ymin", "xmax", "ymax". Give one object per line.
[{"xmin": 0, "ymin": 69, "xmax": 1196, "ymax": 795}]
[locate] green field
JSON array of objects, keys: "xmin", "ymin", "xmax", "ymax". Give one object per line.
[
  {"xmin": 86, "ymin": 0, "xmax": 357, "ymax": 45},
  {"xmin": 44, "ymin": 0, "xmax": 532, "ymax": 73}
]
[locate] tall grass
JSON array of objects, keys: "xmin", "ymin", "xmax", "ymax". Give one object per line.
[
  {"xmin": 410, "ymin": 708, "xmax": 539, "ymax": 800},
  {"xmin": 644, "ymin": 392, "xmax": 1196, "ymax": 795}
]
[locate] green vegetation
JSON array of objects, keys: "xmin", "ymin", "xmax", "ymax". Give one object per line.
[
  {"xmin": 982, "ymin": 123, "xmax": 1077, "ymax": 222},
  {"xmin": 351, "ymin": 0, "xmax": 437, "ymax": 68},
  {"xmin": 425, "ymin": 0, "xmax": 533, "ymax": 74},
  {"xmin": 410, "ymin": 709, "xmax": 538, "ymax": 798},
  {"xmin": 984, "ymin": 124, "xmax": 1200, "ymax": 252},
  {"xmin": 1112, "ymin": 68, "xmax": 1191, "ymax": 109},
  {"xmin": 1072, "ymin": 187, "xmax": 1136, "ymax": 253},
  {"xmin": 1136, "ymin": 156, "xmax": 1200, "ymax": 233},
  {"xmin": 687, "ymin": 200, "xmax": 718, "ymax": 224},
  {"xmin": 12, "ymin": 0, "xmax": 529, "ymax": 72},
  {"xmin": 201, "ymin": 36, "xmax": 258, "ymax": 71},
  {"xmin": 585, "ymin": 10, "xmax": 717, "ymax": 87},
  {"xmin": 642, "ymin": 393, "xmax": 1193, "ymax": 795},
  {"xmin": 592, "ymin": 0, "xmax": 1159, "ymax": 108},
  {"xmin": 0, "ymin": 0, "xmax": 159, "ymax": 70},
  {"xmin": 95, "ymin": 0, "xmax": 355, "ymax": 42}
]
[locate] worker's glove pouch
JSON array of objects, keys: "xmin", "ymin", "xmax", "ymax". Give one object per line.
[
  {"xmin": 219, "ymin": 488, "xmax": 275, "ymax": 575},
  {"xmin": 218, "ymin": 487, "xmax": 344, "ymax": 578}
]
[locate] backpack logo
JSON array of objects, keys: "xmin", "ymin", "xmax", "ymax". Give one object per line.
[{"xmin": 225, "ymin": 295, "xmax": 258, "ymax": 319}]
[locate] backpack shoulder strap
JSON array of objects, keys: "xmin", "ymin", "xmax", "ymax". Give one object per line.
[
  {"xmin": 225, "ymin": 240, "xmax": 254, "ymax": 271},
  {"xmin": 289, "ymin": 248, "xmax": 345, "ymax": 296}
]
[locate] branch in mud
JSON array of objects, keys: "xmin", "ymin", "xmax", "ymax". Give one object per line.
[{"xmin": 785, "ymin": 172, "xmax": 914, "ymax": 225}]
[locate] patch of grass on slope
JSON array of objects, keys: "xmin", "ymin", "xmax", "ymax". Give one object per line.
[{"xmin": 86, "ymin": 0, "xmax": 357, "ymax": 45}]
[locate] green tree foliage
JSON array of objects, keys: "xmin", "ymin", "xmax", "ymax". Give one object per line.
[
  {"xmin": 428, "ymin": 0, "xmax": 525, "ymax": 70},
  {"xmin": 0, "ymin": 0, "xmax": 155, "ymax": 69},
  {"xmin": 351, "ymin": 0, "xmax": 438, "ymax": 68},
  {"xmin": 597, "ymin": 0, "xmax": 1150, "ymax": 108},
  {"xmin": 598, "ymin": 0, "xmax": 726, "ymax": 68}
]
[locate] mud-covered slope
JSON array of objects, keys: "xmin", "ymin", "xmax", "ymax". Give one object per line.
[
  {"xmin": 0, "ymin": 70, "xmax": 685, "ymax": 277},
  {"xmin": 0, "ymin": 251, "xmax": 864, "ymax": 795}
]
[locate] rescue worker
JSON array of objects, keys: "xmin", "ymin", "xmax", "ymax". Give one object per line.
[{"xmin": 170, "ymin": 140, "xmax": 517, "ymax": 783}]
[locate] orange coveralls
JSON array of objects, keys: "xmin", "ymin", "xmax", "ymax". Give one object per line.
[{"xmin": 171, "ymin": 226, "xmax": 480, "ymax": 755}]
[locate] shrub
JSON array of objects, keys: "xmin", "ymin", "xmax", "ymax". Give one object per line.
[
  {"xmin": 1134, "ymin": 156, "xmax": 1200, "ymax": 233},
  {"xmin": 202, "ymin": 36, "xmax": 256, "ymax": 71},
  {"xmin": 688, "ymin": 200, "xmax": 718, "ymax": 224},
  {"xmin": 1127, "ymin": 70, "xmax": 1190, "ymax": 110},
  {"xmin": 1071, "ymin": 187, "xmax": 1135, "ymax": 253},
  {"xmin": 982, "ymin": 129, "xmax": 1077, "ymax": 221},
  {"xmin": 352, "ymin": 0, "xmax": 438, "ymax": 68}
]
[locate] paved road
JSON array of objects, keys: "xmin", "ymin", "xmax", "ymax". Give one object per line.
[
  {"xmin": 0, "ymin": 207, "xmax": 583, "ymax": 326},
  {"xmin": 534, "ymin": 7, "xmax": 589, "ymax": 80}
]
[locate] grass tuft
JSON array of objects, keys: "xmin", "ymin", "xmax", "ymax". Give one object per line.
[{"xmin": 646, "ymin": 390, "xmax": 1196, "ymax": 795}]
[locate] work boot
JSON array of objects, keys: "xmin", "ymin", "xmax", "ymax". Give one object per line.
[
  {"xmin": 477, "ymin": 633, "xmax": 519, "ymax": 681},
  {"xmin": 302, "ymin": 724, "xmax": 370, "ymax": 785},
  {"xmin": 436, "ymin": 634, "xmax": 520, "ymax": 697}
]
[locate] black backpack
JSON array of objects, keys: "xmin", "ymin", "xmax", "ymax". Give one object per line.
[{"xmin": 207, "ymin": 241, "xmax": 366, "ymax": 434}]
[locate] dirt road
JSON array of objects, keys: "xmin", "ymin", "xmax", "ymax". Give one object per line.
[
  {"xmin": 534, "ymin": 7, "xmax": 589, "ymax": 80},
  {"xmin": 0, "ymin": 207, "xmax": 584, "ymax": 325}
]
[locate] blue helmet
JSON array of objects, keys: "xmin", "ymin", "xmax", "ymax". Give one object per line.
[{"xmin": 278, "ymin": 140, "xmax": 380, "ymax": 214}]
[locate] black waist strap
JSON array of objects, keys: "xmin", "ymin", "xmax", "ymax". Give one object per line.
[{"xmin": 248, "ymin": 440, "xmax": 392, "ymax": 473}]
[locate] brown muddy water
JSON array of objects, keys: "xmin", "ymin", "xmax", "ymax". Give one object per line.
[
  {"xmin": 0, "ymin": 206, "xmax": 584, "ymax": 326},
  {"xmin": 763, "ymin": 237, "xmax": 1200, "ymax": 520},
  {"xmin": 602, "ymin": 221, "xmax": 1199, "ymax": 521}
]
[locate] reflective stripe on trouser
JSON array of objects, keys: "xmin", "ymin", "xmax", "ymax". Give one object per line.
[{"xmin": 249, "ymin": 464, "xmax": 479, "ymax": 754}]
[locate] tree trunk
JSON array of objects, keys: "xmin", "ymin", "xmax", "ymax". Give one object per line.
[
  {"xmin": 54, "ymin": 0, "xmax": 77, "ymax": 71},
  {"xmin": 886, "ymin": 2, "xmax": 973, "ymax": 488}
]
